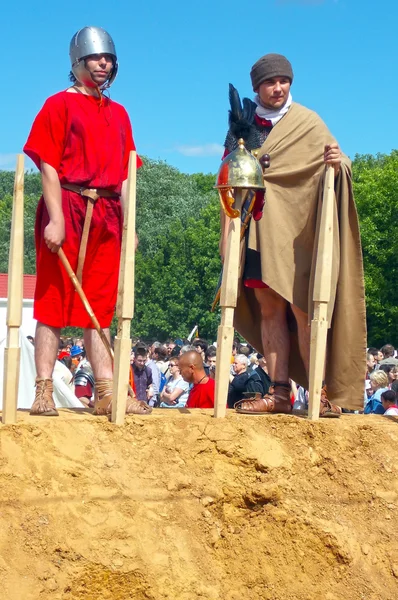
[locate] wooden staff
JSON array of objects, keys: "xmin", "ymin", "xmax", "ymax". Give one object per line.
[
  {"xmin": 2, "ymin": 155, "xmax": 24, "ymax": 424},
  {"xmin": 308, "ymin": 166, "xmax": 335, "ymax": 420},
  {"xmin": 214, "ymin": 189, "xmax": 244, "ymax": 418},
  {"xmin": 111, "ymin": 151, "xmax": 137, "ymax": 425},
  {"xmin": 58, "ymin": 248, "xmax": 114, "ymax": 363}
]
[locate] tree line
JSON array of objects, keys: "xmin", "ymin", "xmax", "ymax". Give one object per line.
[{"xmin": 0, "ymin": 151, "xmax": 397, "ymax": 346}]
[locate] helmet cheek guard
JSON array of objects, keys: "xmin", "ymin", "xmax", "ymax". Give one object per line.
[{"xmin": 72, "ymin": 57, "xmax": 118, "ymax": 89}]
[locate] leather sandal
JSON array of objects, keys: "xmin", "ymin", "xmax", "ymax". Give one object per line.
[
  {"xmin": 126, "ymin": 397, "xmax": 152, "ymax": 415},
  {"xmin": 93, "ymin": 379, "xmax": 152, "ymax": 416},
  {"xmin": 235, "ymin": 381, "xmax": 292, "ymax": 414},
  {"xmin": 30, "ymin": 378, "xmax": 59, "ymax": 416},
  {"xmin": 92, "ymin": 378, "xmax": 113, "ymax": 415},
  {"xmin": 319, "ymin": 386, "xmax": 342, "ymax": 418}
]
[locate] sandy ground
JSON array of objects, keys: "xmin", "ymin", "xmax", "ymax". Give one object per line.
[{"xmin": 1, "ymin": 409, "xmax": 398, "ymax": 600}]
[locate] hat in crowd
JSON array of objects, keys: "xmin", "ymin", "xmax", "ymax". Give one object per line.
[
  {"xmin": 250, "ymin": 53, "xmax": 294, "ymax": 91},
  {"xmin": 70, "ymin": 345, "xmax": 84, "ymax": 357},
  {"xmin": 58, "ymin": 350, "xmax": 70, "ymax": 360}
]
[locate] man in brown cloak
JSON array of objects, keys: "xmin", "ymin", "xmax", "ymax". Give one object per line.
[{"xmin": 221, "ymin": 54, "xmax": 366, "ymax": 413}]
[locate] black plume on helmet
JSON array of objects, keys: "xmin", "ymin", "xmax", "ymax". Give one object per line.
[{"xmin": 228, "ymin": 84, "xmax": 257, "ymax": 142}]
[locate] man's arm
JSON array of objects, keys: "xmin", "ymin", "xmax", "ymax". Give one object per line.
[{"xmin": 40, "ymin": 161, "xmax": 65, "ymax": 253}]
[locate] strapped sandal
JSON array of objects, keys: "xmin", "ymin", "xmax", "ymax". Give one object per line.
[
  {"xmin": 93, "ymin": 379, "xmax": 153, "ymax": 416},
  {"xmin": 92, "ymin": 378, "xmax": 113, "ymax": 415},
  {"xmin": 30, "ymin": 378, "xmax": 59, "ymax": 416},
  {"xmin": 126, "ymin": 397, "xmax": 152, "ymax": 415},
  {"xmin": 319, "ymin": 387, "xmax": 342, "ymax": 419},
  {"xmin": 235, "ymin": 381, "xmax": 292, "ymax": 415}
]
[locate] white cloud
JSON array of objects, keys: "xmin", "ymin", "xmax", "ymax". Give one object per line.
[{"xmin": 176, "ymin": 143, "xmax": 224, "ymax": 157}]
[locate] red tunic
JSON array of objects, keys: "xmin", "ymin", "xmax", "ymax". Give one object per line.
[
  {"xmin": 24, "ymin": 91, "xmax": 142, "ymax": 328},
  {"xmin": 186, "ymin": 377, "xmax": 215, "ymax": 409}
]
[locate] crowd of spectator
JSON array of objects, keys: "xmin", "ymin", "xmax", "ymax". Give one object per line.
[{"xmin": 26, "ymin": 334, "xmax": 398, "ymax": 416}]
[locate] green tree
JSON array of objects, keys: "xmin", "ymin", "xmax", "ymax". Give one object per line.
[
  {"xmin": 353, "ymin": 151, "xmax": 398, "ymax": 346},
  {"xmin": 133, "ymin": 196, "xmax": 221, "ymax": 340},
  {"xmin": 136, "ymin": 158, "xmax": 216, "ymax": 256}
]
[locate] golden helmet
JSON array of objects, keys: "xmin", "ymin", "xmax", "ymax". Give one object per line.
[{"xmin": 215, "ymin": 139, "xmax": 265, "ymax": 190}]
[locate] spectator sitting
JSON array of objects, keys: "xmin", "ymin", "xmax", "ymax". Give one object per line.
[
  {"xmin": 379, "ymin": 344, "xmax": 398, "ymax": 367},
  {"xmin": 132, "ymin": 350, "xmax": 154, "ymax": 404},
  {"xmin": 159, "ymin": 359, "xmax": 190, "ymax": 408},
  {"xmin": 366, "ymin": 351, "xmax": 376, "ymax": 376},
  {"xmin": 179, "ymin": 351, "xmax": 215, "ymax": 409},
  {"xmin": 153, "ymin": 345, "xmax": 169, "ymax": 375},
  {"xmin": 392, "ymin": 381, "xmax": 398, "ymax": 394},
  {"xmin": 388, "ymin": 366, "xmax": 398, "ymax": 387},
  {"xmin": 367, "ymin": 347, "xmax": 380, "ymax": 366},
  {"xmin": 364, "ymin": 371, "xmax": 389, "ymax": 414},
  {"xmin": 381, "ymin": 390, "xmax": 398, "ymax": 416},
  {"xmin": 245, "ymin": 354, "xmax": 272, "ymax": 398},
  {"xmin": 227, "ymin": 354, "xmax": 250, "ymax": 408},
  {"xmin": 238, "ymin": 345, "xmax": 254, "ymax": 374},
  {"xmin": 205, "ymin": 347, "xmax": 217, "ymax": 380},
  {"xmin": 193, "ymin": 338, "xmax": 208, "ymax": 362},
  {"xmin": 147, "ymin": 343, "xmax": 162, "ymax": 406}
]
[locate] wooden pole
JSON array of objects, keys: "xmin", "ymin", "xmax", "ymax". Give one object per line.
[
  {"xmin": 58, "ymin": 248, "xmax": 114, "ymax": 363},
  {"xmin": 2, "ymin": 155, "xmax": 24, "ymax": 424},
  {"xmin": 111, "ymin": 151, "xmax": 137, "ymax": 425},
  {"xmin": 214, "ymin": 189, "xmax": 244, "ymax": 418},
  {"xmin": 308, "ymin": 166, "xmax": 335, "ymax": 420}
]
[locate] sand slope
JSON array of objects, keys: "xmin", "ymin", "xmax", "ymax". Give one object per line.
[{"xmin": 1, "ymin": 410, "xmax": 398, "ymax": 600}]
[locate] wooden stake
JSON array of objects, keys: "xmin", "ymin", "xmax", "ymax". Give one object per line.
[
  {"xmin": 111, "ymin": 152, "xmax": 137, "ymax": 425},
  {"xmin": 214, "ymin": 189, "xmax": 244, "ymax": 418},
  {"xmin": 2, "ymin": 155, "xmax": 24, "ymax": 424},
  {"xmin": 308, "ymin": 166, "xmax": 335, "ymax": 420}
]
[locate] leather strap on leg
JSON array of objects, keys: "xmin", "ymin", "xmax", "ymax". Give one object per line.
[
  {"xmin": 30, "ymin": 378, "xmax": 58, "ymax": 416},
  {"xmin": 93, "ymin": 378, "xmax": 113, "ymax": 415}
]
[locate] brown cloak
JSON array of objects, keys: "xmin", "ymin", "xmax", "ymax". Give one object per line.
[{"xmin": 234, "ymin": 102, "xmax": 367, "ymax": 409}]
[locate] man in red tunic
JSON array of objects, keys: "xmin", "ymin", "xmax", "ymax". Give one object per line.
[{"xmin": 24, "ymin": 26, "xmax": 150, "ymax": 416}]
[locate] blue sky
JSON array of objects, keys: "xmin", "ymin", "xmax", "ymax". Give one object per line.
[{"xmin": 1, "ymin": 0, "xmax": 397, "ymax": 174}]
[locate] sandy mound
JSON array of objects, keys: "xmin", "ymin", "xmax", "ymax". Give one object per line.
[{"xmin": 1, "ymin": 410, "xmax": 398, "ymax": 600}]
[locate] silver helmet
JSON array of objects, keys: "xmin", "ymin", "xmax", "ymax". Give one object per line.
[{"xmin": 69, "ymin": 26, "xmax": 118, "ymax": 89}]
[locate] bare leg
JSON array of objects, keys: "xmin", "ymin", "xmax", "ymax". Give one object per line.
[
  {"xmin": 290, "ymin": 303, "xmax": 310, "ymax": 378},
  {"xmin": 31, "ymin": 322, "xmax": 60, "ymax": 415},
  {"xmin": 35, "ymin": 322, "xmax": 60, "ymax": 378},
  {"xmin": 236, "ymin": 287, "xmax": 291, "ymax": 412},
  {"xmin": 254, "ymin": 287, "xmax": 289, "ymax": 382},
  {"xmin": 83, "ymin": 328, "xmax": 113, "ymax": 380}
]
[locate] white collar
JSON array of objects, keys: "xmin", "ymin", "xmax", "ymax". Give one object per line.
[{"xmin": 254, "ymin": 92, "xmax": 292, "ymax": 126}]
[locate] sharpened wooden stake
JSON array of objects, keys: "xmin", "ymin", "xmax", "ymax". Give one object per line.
[
  {"xmin": 111, "ymin": 152, "xmax": 137, "ymax": 425},
  {"xmin": 308, "ymin": 166, "xmax": 335, "ymax": 420},
  {"xmin": 2, "ymin": 155, "xmax": 24, "ymax": 424},
  {"xmin": 214, "ymin": 189, "xmax": 244, "ymax": 418}
]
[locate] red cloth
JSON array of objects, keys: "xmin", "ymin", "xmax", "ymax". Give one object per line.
[
  {"xmin": 24, "ymin": 91, "xmax": 141, "ymax": 328},
  {"xmin": 187, "ymin": 377, "xmax": 215, "ymax": 409}
]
